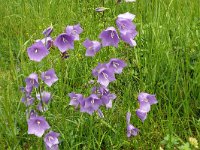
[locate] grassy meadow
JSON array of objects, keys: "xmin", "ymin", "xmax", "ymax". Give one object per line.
[{"xmin": 0, "ymin": 0, "xmax": 200, "ymax": 149}]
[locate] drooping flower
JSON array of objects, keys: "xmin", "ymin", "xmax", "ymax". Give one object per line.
[
  {"xmin": 107, "ymin": 58, "xmax": 127, "ymax": 74},
  {"xmin": 37, "ymin": 102, "xmax": 48, "ymax": 112},
  {"xmin": 36, "ymin": 37, "xmax": 53, "ymax": 50},
  {"xmin": 65, "ymin": 24, "xmax": 83, "ymax": 41},
  {"xmin": 68, "ymin": 92, "xmax": 83, "ymax": 108},
  {"xmin": 25, "ymin": 73, "xmax": 39, "ymax": 88},
  {"xmin": 27, "ymin": 41, "xmax": 49, "ymax": 62},
  {"xmin": 54, "ymin": 33, "xmax": 74, "ymax": 52},
  {"xmin": 21, "ymin": 96, "xmax": 35, "ymax": 106},
  {"xmin": 28, "ymin": 116, "xmax": 50, "ymax": 137},
  {"xmin": 44, "ymin": 131, "xmax": 60, "ymax": 148},
  {"xmin": 136, "ymin": 92, "xmax": 158, "ymax": 122},
  {"xmin": 43, "ymin": 26, "xmax": 53, "ymax": 37},
  {"xmin": 127, "ymin": 124, "xmax": 139, "ymax": 137},
  {"xmin": 41, "ymin": 69, "xmax": 58, "ymax": 87},
  {"xmin": 126, "ymin": 112, "xmax": 139, "ymax": 137},
  {"xmin": 92, "ymin": 63, "xmax": 116, "ymax": 87},
  {"xmin": 120, "ymin": 32, "xmax": 137, "ymax": 47},
  {"xmin": 99, "ymin": 27, "xmax": 120, "ymax": 47},
  {"xmin": 83, "ymin": 39, "xmax": 101, "ymax": 57},
  {"xmin": 117, "ymin": 12, "xmax": 135, "ymax": 21},
  {"xmin": 80, "ymin": 94, "xmax": 102, "ymax": 115},
  {"xmin": 36, "ymin": 91, "xmax": 51, "ymax": 104}
]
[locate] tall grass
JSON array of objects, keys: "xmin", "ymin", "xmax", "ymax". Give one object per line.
[{"xmin": 0, "ymin": 0, "xmax": 199, "ymax": 149}]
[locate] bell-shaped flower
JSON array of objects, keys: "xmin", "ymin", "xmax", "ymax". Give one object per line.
[
  {"xmin": 36, "ymin": 37, "xmax": 53, "ymax": 50},
  {"xmin": 92, "ymin": 63, "xmax": 116, "ymax": 87},
  {"xmin": 21, "ymin": 96, "xmax": 35, "ymax": 106},
  {"xmin": 126, "ymin": 112, "xmax": 139, "ymax": 137},
  {"xmin": 80, "ymin": 94, "xmax": 102, "ymax": 115},
  {"xmin": 36, "ymin": 91, "xmax": 51, "ymax": 104},
  {"xmin": 138, "ymin": 92, "xmax": 158, "ymax": 105},
  {"xmin": 28, "ymin": 116, "xmax": 50, "ymax": 137},
  {"xmin": 120, "ymin": 32, "xmax": 137, "ymax": 47},
  {"xmin": 41, "ymin": 69, "xmax": 58, "ymax": 87},
  {"xmin": 44, "ymin": 131, "xmax": 60, "ymax": 148},
  {"xmin": 43, "ymin": 26, "xmax": 53, "ymax": 37},
  {"xmin": 25, "ymin": 73, "xmax": 39, "ymax": 88},
  {"xmin": 27, "ymin": 41, "xmax": 49, "ymax": 62},
  {"xmin": 65, "ymin": 24, "xmax": 83, "ymax": 41},
  {"xmin": 68, "ymin": 92, "xmax": 83, "ymax": 108},
  {"xmin": 99, "ymin": 27, "xmax": 120, "ymax": 47},
  {"xmin": 116, "ymin": 18, "xmax": 136, "ymax": 35},
  {"xmin": 54, "ymin": 33, "xmax": 74, "ymax": 52},
  {"xmin": 107, "ymin": 58, "xmax": 127, "ymax": 74},
  {"xmin": 83, "ymin": 39, "xmax": 101, "ymax": 57}
]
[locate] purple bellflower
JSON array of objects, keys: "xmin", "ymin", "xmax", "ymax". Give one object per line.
[
  {"xmin": 68, "ymin": 92, "xmax": 83, "ymax": 109},
  {"xmin": 54, "ymin": 33, "xmax": 74, "ymax": 52},
  {"xmin": 44, "ymin": 131, "xmax": 60, "ymax": 148},
  {"xmin": 43, "ymin": 26, "xmax": 53, "ymax": 37},
  {"xmin": 27, "ymin": 41, "xmax": 49, "ymax": 62},
  {"xmin": 41, "ymin": 69, "xmax": 58, "ymax": 87},
  {"xmin": 107, "ymin": 58, "xmax": 127, "ymax": 74},
  {"xmin": 136, "ymin": 92, "xmax": 158, "ymax": 122},
  {"xmin": 36, "ymin": 91, "xmax": 51, "ymax": 104},
  {"xmin": 65, "ymin": 24, "xmax": 83, "ymax": 41},
  {"xmin": 120, "ymin": 32, "xmax": 137, "ymax": 47},
  {"xmin": 126, "ymin": 112, "xmax": 139, "ymax": 137},
  {"xmin": 80, "ymin": 94, "xmax": 102, "ymax": 115},
  {"xmin": 28, "ymin": 116, "xmax": 50, "ymax": 137},
  {"xmin": 21, "ymin": 96, "xmax": 35, "ymax": 106},
  {"xmin": 99, "ymin": 27, "xmax": 120, "ymax": 47},
  {"xmin": 83, "ymin": 39, "xmax": 101, "ymax": 57},
  {"xmin": 29, "ymin": 110, "xmax": 37, "ymax": 119},
  {"xmin": 25, "ymin": 73, "xmax": 39, "ymax": 88},
  {"xmin": 92, "ymin": 63, "xmax": 116, "ymax": 87}
]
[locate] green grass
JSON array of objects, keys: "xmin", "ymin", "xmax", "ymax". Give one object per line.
[{"xmin": 0, "ymin": 0, "xmax": 200, "ymax": 149}]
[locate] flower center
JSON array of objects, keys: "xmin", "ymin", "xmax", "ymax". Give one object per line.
[
  {"xmin": 48, "ymin": 136, "xmax": 54, "ymax": 141},
  {"xmin": 91, "ymin": 99, "xmax": 95, "ymax": 104},
  {"xmin": 37, "ymin": 120, "xmax": 41, "ymax": 125},
  {"xmin": 45, "ymin": 75, "xmax": 51, "ymax": 80},
  {"xmin": 30, "ymin": 79, "xmax": 35, "ymax": 84},
  {"xmin": 72, "ymin": 30, "xmax": 77, "ymax": 35},
  {"xmin": 88, "ymin": 46, "xmax": 93, "ymax": 50},
  {"xmin": 72, "ymin": 97, "xmax": 77, "ymax": 101},
  {"xmin": 62, "ymin": 37, "xmax": 67, "ymax": 43},
  {"xmin": 113, "ymin": 62, "xmax": 119, "ymax": 68},
  {"xmin": 34, "ymin": 49, "xmax": 38, "ymax": 53},
  {"xmin": 144, "ymin": 98, "xmax": 148, "ymax": 102},
  {"xmin": 111, "ymin": 31, "xmax": 114, "ymax": 38},
  {"xmin": 121, "ymin": 23, "xmax": 126, "ymax": 30},
  {"xmin": 102, "ymin": 72, "xmax": 108, "ymax": 80}
]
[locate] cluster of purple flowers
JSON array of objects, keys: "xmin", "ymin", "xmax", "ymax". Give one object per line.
[
  {"xmin": 126, "ymin": 92, "xmax": 158, "ymax": 138},
  {"xmin": 27, "ymin": 24, "xmax": 83, "ymax": 62},
  {"xmin": 21, "ymin": 67, "xmax": 60, "ymax": 149},
  {"xmin": 69, "ymin": 58, "xmax": 126, "ymax": 116}
]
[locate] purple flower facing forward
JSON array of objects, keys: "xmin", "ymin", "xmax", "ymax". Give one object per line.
[
  {"xmin": 44, "ymin": 131, "xmax": 60, "ymax": 148},
  {"xmin": 107, "ymin": 58, "xmax": 127, "ymax": 74},
  {"xmin": 80, "ymin": 94, "xmax": 102, "ymax": 115},
  {"xmin": 83, "ymin": 39, "xmax": 101, "ymax": 57},
  {"xmin": 28, "ymin": 116, "xmax": 50, "ymax": 137},
  {"xmin": 41, "ymin": 69, "xmax": 58, "ymax": 87},
  {"xmin": 126, "ymin": 112, "xmax": 139, "ymax": 137},
  {"xmin": 27, "ymin": 41, "xmax": 49, "ymax": 62},
  {"xmin": 36, "ymin": 91, "xmax": 51, "ymax": 104},
  {"xmin": 92, "ymin": 63, "xmax": 116, "ymax": 87},
  {"xmin": 21, "ymin": 96, "xmax": 35, "ymax": 106},
  {"xmin": 65, "ymin": 24, "xmax": 83, "ymax": 41},
  {"xmin": 127, "ymin": 124, "xmax": 139, "ymax": 137},
  {"xmin": 99, "ymin": 27, "xmax": 120, "ymax": 47},
  {"xmin": 36, "ymin": 37, "xmax": 53, "ymax": 50},
  {"xmin": 116, "ymin": 18, "xmax": 136, "ymax": 35},
  {"xmin": 54, "ymin": 33, "xmax": 74, "ymax": 52},
  {"xmin": 43, "ymin": 26, "xmax": 53, "ymax": 37},
  {"xmin": 25, "ymin": 73, "xmax": 39, "ymax": 88},
  {"xmin": 68, "ymin": 92, "xmax": 83, "ymax": 108},
  {"xmin": 117, "ymin": 12, "xmax": 135, "ymax": 21}
]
